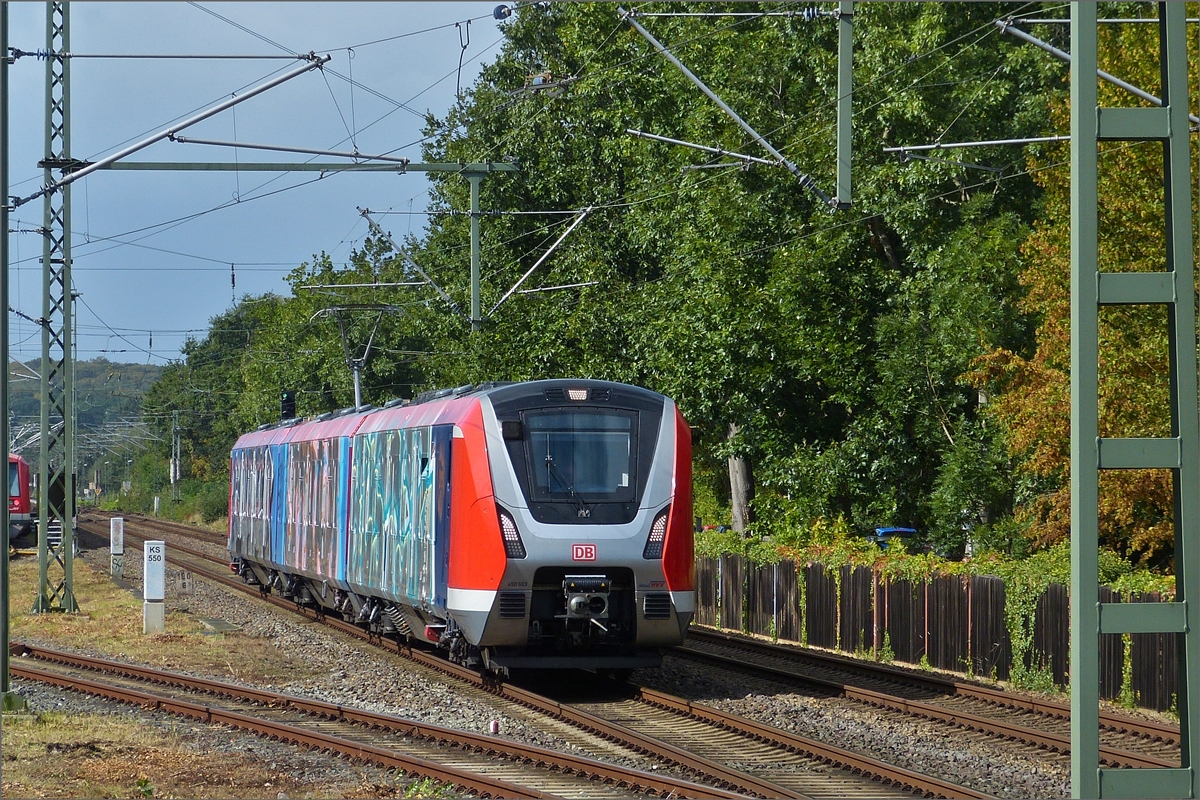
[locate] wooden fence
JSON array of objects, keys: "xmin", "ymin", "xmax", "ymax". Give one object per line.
[{"xmin": 694, "ymin": 556, "xmax": 1178, "ymax": 711}]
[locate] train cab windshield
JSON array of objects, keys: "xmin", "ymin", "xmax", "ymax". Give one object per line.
[
  {"xmin": 491, "ymin": 382, "xmax": 665, "ymax": 525},
  {"xmin": 523, "ymin": 409, "xmax": 638, "ymax": 509},
  {"xmin": 9, "ymin": 462, "xmax": 20, "ymax": 499}
]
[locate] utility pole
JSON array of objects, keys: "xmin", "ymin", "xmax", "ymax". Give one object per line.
[
  {"xmin": 1, "ymin": 0, "xmax": 27, "ymax": 712},
  {"xmin": 13, "ymin": 15, "xmax": 327, "ymax": 612},
  {"xmin": 468, "ymin": 174, "xmax": 482, "ymax": 330},
  {"xmin": 170, "ymin": 409, "xmax": 179, "ymax": 501},
  {"xmin": 34, "ymin": 0, "xmax": 77, "ymax": 613},
  {"xmin": 834, "ymin": 1, "xmax": 852, "ymax": 209}
]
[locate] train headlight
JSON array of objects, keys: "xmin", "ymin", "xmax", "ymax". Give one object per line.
[
  {"xmin": 497, "ymin": 506, "xmax": 527, "ymax": 559},
  {"xmin": 642, "ymin": 506, "xmax": 670, "ymax": 559}
]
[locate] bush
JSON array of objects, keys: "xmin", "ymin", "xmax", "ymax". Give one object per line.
[{"xmin": 196, "ymin": 482, "xmax": 228, "ymax": 523}]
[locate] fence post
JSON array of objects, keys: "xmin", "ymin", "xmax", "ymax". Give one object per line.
[
  {"xmin": 967, "ymin": 576, "xmax": 973, "ymax": 676},
  {"xmin": 773, "ymin": 562, "xmax": 778, "ymax": 640},
  {"xmin": 717, "ymin": 556, "xmax": 723, "ymax": 630},
  {"xmin": 924, "ymin": 578, "xmax": 930, "ymax": 664},
  {"xmin": 872, "ymin": 567, "xmax": 879, "ymax": 661},
  {"xmin": 884, "ymin": 574, "xmax": 889, "ymax": 635}
]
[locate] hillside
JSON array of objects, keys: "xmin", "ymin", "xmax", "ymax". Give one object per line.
[{"xmin": 8, "ymin": 358, "xmax": 163, "ymax": 463}]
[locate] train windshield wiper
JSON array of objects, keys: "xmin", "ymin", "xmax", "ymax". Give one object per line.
[{"xmin": 545, "ymin": 451, "xmax": 590, "ymax": 518}]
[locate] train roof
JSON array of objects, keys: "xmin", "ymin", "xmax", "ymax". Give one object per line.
[
  {"xmin": 232, "ymin": 379, "xmax": 669, "ymax": 451},
  {"xmin": 8, "ymin": 453, "xmax": 28, "ymax": 466}
]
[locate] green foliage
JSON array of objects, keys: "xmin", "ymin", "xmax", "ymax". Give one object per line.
[
  {"xmin": 196, "ymin": 482, "xmax": 230, "ymax": 524},
  {"xmin": 1118, "ymin": 633, "xmax": 1137, "ymax": 709},
  {"xmin": 11, "ymin": 358, "xmax": 163, "ymax": 479},
  {"xmin": 141, "ymin": 298, "xmax": 281, "ymax": 484},
  {"xmin": 702, "ymin": 521, "xmax": 1168, "ymax": 694},
  {"xmin": 124, "ymin": 3, "xmax": 1132, "ymax": 579},
  {"xmin": 878, "ymin": 631, "xmax": 895, "ymax": 664},
  {"xmin": 403, "ymin": 1, "xmax": 1050, "ymax": 543},
  {"xmin": 404, "ymin": 778, "xmax": 456, "ymax": 799},
  {"xmin": 9, "ymin": 357, "xmax": 162, "ymax": 440},
  {"xmin": 135, "ymin": 777, "xmax": 155, "ymax": 799}
]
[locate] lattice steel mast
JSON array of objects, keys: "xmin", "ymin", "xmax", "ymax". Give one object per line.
[
  {"xmin": 34, "ymin": 0, "xmax": 76, "ymax": 613},
  {"xmin": 1070, "ymin": 3, "xmax": 1198, "ymax": 796}
]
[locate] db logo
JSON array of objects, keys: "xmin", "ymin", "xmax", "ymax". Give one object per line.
[{"xmin": 572, "ymin": 543, "xmax": 597, "ymax": 561}]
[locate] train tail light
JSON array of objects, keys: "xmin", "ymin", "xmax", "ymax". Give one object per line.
[
  {"xmin": 643, "ymin": 506, "xmax": 670, "ymax": 559},
  {"xmin": 497, "ymin": 507, "xmax": 527, "ymax": 559}
]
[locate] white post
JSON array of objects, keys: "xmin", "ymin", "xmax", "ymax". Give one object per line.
[
  {"xmin": 152, "ymin": 496, "xmax": 159, "ymax": 517},
  {"xmin": 109, "ymin": 517, "xmax": 124, "ymax": 578},
  {"xmin": 143, "ymin": 540, "xmax": 165, "ymax": 634}
]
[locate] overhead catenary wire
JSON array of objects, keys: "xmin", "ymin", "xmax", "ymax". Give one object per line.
[
  {"xmin": 170, "ymin": 135, "xmax": 411, "ymax": 165},
  {"xmin": 11, "ymin": 52, "xmax": 331, "ymax": 208},
  {"xmin": 16, "ymin": 1, "xmax": 1051, "ymax": 367},
  {"xmin": 10, "ymin": 15, "xmax": 509, "ymax": 282},
  {"xmin": 994, "ymin": 18, "xmax": 1200, "ymax": 126},
  {"xmin": 18, "ymin": 1, "xmax": 740, "ymax": 291},
  {"xmin": 42, "ymin": 8, "xmax": 1017, "ymax": 309},
  {"xmin": 49, "ymin": 52, "xmax": 307, "ymax": 60},
  {"xmin": 465, "ymin": 1, "xmax": 1013, "ymax": 227}
]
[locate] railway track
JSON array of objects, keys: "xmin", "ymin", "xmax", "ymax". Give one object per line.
[
  {"xmin": 9, "ymin": 642, "xmax": 738, "ymax": 800},
  {"xmin": 77, "ymin": 512, "xmax": 986, "ymax": 799},
  {"xmin": 678, "ymin": 627, "xmax": 1181, "ymax": 768}
]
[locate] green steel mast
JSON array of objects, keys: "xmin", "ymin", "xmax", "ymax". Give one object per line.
[
  {"xmin": 1070, "ymin": 3, "xmax": 1198, "ymax": 796},
  {"xmin": 34, "ymin": 0, "xmax": 76, "ymax": 613}
]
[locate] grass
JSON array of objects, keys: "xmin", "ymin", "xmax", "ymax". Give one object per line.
[
  {"xmin": 1, "ymin": 711, "xmax": 430, "ymax": 798},
  {"xmin": 3, "ymin": 554, "xmax": 457, "ymax": 798},
  {"xmin": 6, "ymin": 554, "xmax": 313, "ymax": 684}
]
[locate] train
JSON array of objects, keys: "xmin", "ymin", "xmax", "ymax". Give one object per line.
[
  {"xmin": 8, "ymin": 454, "xmax": 34, "ymax": 548},
  {"xmin": 228, "ymin": 379, "xmax": 694, "ymax": 673}
]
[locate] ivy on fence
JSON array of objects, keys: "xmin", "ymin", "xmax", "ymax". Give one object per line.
[{"xmin": 695, "ymin": 519, "xmax": 1177, "ymax": 706}]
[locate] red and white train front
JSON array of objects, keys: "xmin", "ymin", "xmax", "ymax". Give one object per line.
[
  {"xmin": 449, "ymin": 380, "xmax": 694, "ymax": 670},
  {"xmin": 229, "ymin": 379, "xmax": 694, "ymax": 672},
  {"xmin": 8, "ymin": 455, "xmax": 33, "ymax": 547}
]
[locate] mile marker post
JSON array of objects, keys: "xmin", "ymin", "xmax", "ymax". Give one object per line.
[
  {"xmin": 143, "ymin": 541, "xmax": 165, "ymax": 634},
  {"xmin": 109, "ymin": 517, "xmax": 124, "ymax": 578}
]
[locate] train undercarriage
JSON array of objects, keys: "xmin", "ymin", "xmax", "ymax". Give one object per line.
[{"xmin": 233, "ymin": 558, "xmax": 659, "ymax": 676}]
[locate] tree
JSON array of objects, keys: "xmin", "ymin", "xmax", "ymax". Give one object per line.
[
  {"xmin": 141, "ymin": 3, "xmax": 1065, "ymax": 544},
  {"xmin": 974, "ymin": 17, "xmax": 1183, "ymax": 569},
  {"xmin": 406, "ymin": 2, "xmax": 1050, "ymax": 544},
  {"xmin": 142, "ymin": 298, "xmax": 279, "ymax": 483}
]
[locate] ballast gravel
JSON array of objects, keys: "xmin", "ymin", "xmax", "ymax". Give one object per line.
[
  {"xmin": 28, "ymin": 524, "xmax": 1072, "ymax": 799},
  {"xmin": 640, "ymin": 656, "xmax": 1071, "ymax": 799},
  {"xmin": 39, "ymin": 535, "xmax": 670, "ymax": 777}
]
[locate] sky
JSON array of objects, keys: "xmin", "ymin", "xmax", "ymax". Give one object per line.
[{"xmin": 5, "ymin": 1, "xmax": 506, "ymax": 366}]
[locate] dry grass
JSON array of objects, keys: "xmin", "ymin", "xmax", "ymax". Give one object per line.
[
  {"xmin": 2, "ymin": 556, "xmax": 451, "ymax": 798},
  {"xmin": 6, "ymin": 555, "xmax": 314, "ymax": 684},
  {"xmin": 0, "ymin": 711, "xmax": 421, "ymax": 798}
]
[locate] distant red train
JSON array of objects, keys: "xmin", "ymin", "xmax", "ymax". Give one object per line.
[
  {"xmin": 8, "ymin": 454, "xmax": 33, "ymax": 547},
  {"xmin": 228, "ymin": 379, "xmax": 694, "ymax": 673}
]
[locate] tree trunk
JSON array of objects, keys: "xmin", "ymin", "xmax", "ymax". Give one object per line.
[{"xmin": 727, "ymin": 422, "xmax": 755, "ymax": 535}]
